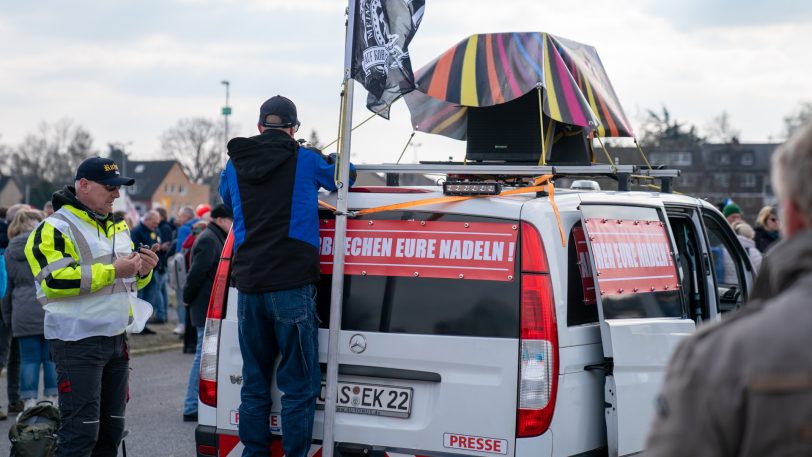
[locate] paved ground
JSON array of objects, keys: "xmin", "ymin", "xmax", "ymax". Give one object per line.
[
  {"xmin": 0, "ymin": 299, "xmax": 200, "ymax": 455},
  {"xmin": 128, "ymin": 318, "xmax": 186, "ymax": 355},
  {"xmin": 0, "ymin": 346, "xmax": 198, "ymax": 456}
]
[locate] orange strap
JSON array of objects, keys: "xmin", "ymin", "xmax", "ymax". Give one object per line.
[
  {"xmin": 318, "ymin": 200, "xmax": 337, "ymax": 211},
  {"xmin": 317, "ymin": 174, "xmax": 566, "ymax": 247}
]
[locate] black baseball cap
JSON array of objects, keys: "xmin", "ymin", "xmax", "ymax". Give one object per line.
[
  {"xmin": 210, "ymin": 203, "xmax": 233, "ymax": 219},
  {"xmin": 75, "ymin": 157, "xmax": 135, "ymax": 186},
  {"xmin": 258, "ymin": 95, "xmax": 300, "ymax": 129}
]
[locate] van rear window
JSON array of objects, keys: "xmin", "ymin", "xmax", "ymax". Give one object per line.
[
  {"xmin": 316, "ymin": 212, "xmax": 520, "ymax": 338},
  {"xmin": 316, "ymin": 275, "xmax": 519, "ymax": 337}
]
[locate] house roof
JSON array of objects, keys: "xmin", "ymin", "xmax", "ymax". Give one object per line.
[{"xmin": 126, "ymin": 160, "xmax": 177, "ymax": 201}]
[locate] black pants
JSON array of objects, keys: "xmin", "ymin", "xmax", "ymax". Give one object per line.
[{"xmin": 50, "ymin": 334, "xmax": 129, "ymax": 457}]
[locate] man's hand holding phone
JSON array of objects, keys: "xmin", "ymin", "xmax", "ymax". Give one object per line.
[{"xmin": 137, "ymin": 244, "xmax": 160, "ymax": 277}]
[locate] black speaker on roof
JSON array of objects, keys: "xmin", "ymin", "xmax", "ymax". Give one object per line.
[{"xmin": 465, "ymin": 90, "xmax": 593, "ymax": 165}]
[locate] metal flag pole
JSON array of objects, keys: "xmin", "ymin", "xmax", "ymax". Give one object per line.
[{"xmin": 323, "ymin": 2, "xmax": 356, "ymax": 457}]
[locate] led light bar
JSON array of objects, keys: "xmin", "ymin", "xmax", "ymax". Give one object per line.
[{"xmin": 443, "ymin": 182, "xmax": 502, "ymax": 196}]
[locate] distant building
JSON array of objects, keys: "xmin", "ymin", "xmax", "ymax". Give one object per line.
[
  {"xmin": 126, "ymin": 160, "xmax": 210, "ymax": 215},
  {"xmin": 0, "ymin": 176, "xmax": 23, "ymax": 207},
  {"xmin": 598, "ymin": 141, "xmax": 778, "ymax": 222}
]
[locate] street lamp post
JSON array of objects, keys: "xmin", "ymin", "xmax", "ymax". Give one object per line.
[{"xmin": 221, "ymin": 80, "xmax": 231, "ymax": 151}]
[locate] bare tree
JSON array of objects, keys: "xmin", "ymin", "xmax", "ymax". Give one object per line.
[
  {"xmin": 0, "ymin": 136, "xmax": 10, "ymax": 174},
  {"xmin": 6, "ymin": 119, "xmax": 96, "ymax": 205},
  {"xmin": 704, "ymin": 111, "xmax": 740, "ymax": 144},
  {"xmin": 638, "ymin": 106, "xmax": 703, "ymax": 148},
  {"xmin": 160, "ymin": 117, "xmax": 226, "ymax": 184},
  {"xmin": 308, "ymin": 129, "xmax": 323, "ymax": 149},
  {"xmin": 783, "ymin": 101, "xmax": 812, "ymax": 139}
]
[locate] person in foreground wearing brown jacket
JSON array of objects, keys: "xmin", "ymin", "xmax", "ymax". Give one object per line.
[{"xmin": 645, "ymin": 121, "xmax": 812, "ymax": 457}]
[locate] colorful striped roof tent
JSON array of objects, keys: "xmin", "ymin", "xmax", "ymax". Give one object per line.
[{"xmin": 404, "ymin": 32, "xmax": 634, "ymax": 140}]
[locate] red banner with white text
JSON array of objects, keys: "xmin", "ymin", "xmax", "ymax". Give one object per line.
[
  {"xmin": 319, "ymin": 219, "xmax": 518, "ymax": 282},
  {"xmin": 584, "ymin": 218, "xmax": 679, "ymax": 296}
]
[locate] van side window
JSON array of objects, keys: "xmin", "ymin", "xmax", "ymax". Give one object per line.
[
  {"xmin": 568, "ymin": 225, "xmax": 598, "ymax": 326},
  {"xmin": 581, "ymin": 205, "xmax": 685, "ymax": 319},
  {"xmin": 703, "ymin": 214, "xmax": 746, "ymax": 313}
]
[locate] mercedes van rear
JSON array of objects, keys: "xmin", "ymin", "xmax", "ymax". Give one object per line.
[{"xmin": 196, "ymin": 187, "xmax": 697, "ymax": 457}]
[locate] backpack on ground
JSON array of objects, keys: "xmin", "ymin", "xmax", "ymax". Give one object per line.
[{"xmin": 9, "ymin": 401, "xmax": 60, "ymax": 457}]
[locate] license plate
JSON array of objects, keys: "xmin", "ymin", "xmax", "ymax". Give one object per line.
[{"xmin": 318, "ymin": 381, "xmax": 413, "ymax": 418}]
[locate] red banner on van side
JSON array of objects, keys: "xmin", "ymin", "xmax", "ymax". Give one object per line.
[
  {"xmin": 584, "ymin": 218, "xmax": 679, "ymax": 295},
  {"xmin": 319, "ymin": 219, "xmax": 518, "ymax": 282}
]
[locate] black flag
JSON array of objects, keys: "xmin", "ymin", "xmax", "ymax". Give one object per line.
[{"xmin": 350, "ymin": 0, "xmax": 425, "ymax": 119}]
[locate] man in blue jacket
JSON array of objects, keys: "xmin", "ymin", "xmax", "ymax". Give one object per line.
[
  {"xmin": 131, "ymin": 210, "xmax": 165, "ymax": 331},
  {"xmin": 220, "ymin": 95, "xmax": 355, "ymax": 457}
]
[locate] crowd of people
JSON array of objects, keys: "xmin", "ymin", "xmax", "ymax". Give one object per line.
[
  {"xmin": 0, "ymin": 204, "xmax": 56, "ymax": 419},
  {"xmin": 0, "ymin": 94, "xmax": 341, "ymax": 456},
  {"xmin": 0, "ymin": 180, "xmax": 229, "ymax": 414},
  {"xmin": 3, "ymin": 91, "xmax": 806, "ymax": 457},
  {"xmin": 718, "ymin": 201, "xmax": 782, "ymax": 279}
]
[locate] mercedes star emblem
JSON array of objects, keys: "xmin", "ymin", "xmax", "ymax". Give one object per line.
[{"xmin": 349, "ymin": 334, "xmax": 367, "ymax": 354}]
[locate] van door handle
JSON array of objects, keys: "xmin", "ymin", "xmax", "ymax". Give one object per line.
[
  {"xmin": 584, "ymin": 359, "xmax": 614, "ymax": 375},
  {"xmin": 703, "ymin": 253, "xmax": 711, "ymax": 275}
]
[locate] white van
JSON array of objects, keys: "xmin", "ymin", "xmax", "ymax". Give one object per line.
[{"xmin": 194, "ymin": 170, "xmax": 754, "ymax": 457}]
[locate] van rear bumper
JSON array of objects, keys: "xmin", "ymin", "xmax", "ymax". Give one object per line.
[{"xmin": 195, "ymin": 425, "xmax": 218, "ymax": 457}]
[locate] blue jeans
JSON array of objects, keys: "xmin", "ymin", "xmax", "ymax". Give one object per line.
[
  {"xmin": 19, "ymin": 335, "xmax": 57, "ymax": 399},
  {"xmin": 183, "ymin": 326, "xmax": 205, "ymax": 415},
  {"xmin": 153, "ymin": 270, "xmax": 169, "ymax": 322},
  {"xmin": 238, "ymin": 284, "xmax": 320, "ymax": 457},
  {"xmin": 175, "ymin": 287, "xmax": 186, "ymax": 326},
  {"xmin": 139, "ymin": 272, "xmax": 167, "ymax": 322}
]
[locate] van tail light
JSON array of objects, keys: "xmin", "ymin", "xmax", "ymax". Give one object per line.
[
  {"xmin": 517, "ymin": 222, "xmax": 559, "ymax": 438},
  {"xmin": 521, "ymin": 221, "xmax": 549, "ymax": 273},
  {"xmin": 199, "ymin": 230, "xmax": 234, "ymax": 408}
]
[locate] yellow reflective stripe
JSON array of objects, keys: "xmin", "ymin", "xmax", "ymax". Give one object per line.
[
  {"xmin": 80, "ymin": 264, "xmax": 93, "ymax": 294},
  {"xmin": 35, "ymin": 257, "xmax": 76, "ymax": 282},
  {"xmin": 51, "ymin": 213, "xmax": 97, "ymax": 294},
  {"xmin": 33, "ymin": 223, "xmax": 82, "ymax": 298},
  {"xmin": 50, "ymin": 213, "xmax": 93, "ymax": 262}
]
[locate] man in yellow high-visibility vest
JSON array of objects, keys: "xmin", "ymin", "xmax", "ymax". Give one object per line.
[{"xmin": 25, "ymin": 157, "xmax": 158, "ymax": 457}]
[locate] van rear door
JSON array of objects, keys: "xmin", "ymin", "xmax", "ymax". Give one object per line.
[
  {"xmin": 579, "ymin": 203, "xmax": 695, "ymax": 457},
  {"xmin": 288, "ymin": 212, "xmax": 522, "ymax": 457}
]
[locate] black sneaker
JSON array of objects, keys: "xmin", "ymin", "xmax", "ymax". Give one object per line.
[
  {"xmin": 183, "ymin": 412, "xmax": 198, "ymax": 422},
  {"xmin": 7, "ymin": 401, "xmax": 24, "ymax": 414},
  {"xmin": 140, "ymin": 326, "xmax": 157, "ymax": 335}
]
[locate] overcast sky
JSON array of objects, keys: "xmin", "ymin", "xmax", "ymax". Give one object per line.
[{"xmin": 1, "ymin": 0, "xmax": 811, "ymax": 165}]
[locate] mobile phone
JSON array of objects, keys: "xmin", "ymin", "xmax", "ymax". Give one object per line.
[{"xmin": 138, "ymin": 243, "xmax": 158, "ymax": 252}]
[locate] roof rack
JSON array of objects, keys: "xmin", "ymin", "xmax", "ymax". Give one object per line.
[{"xmin": 355, "ymin": 164, "xmax": 681, "ymax": 193}]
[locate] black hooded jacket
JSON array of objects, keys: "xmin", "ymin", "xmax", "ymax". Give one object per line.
[{"xmin": 220, "ymin": 129, "xmax": 355, "ymax": 292}]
